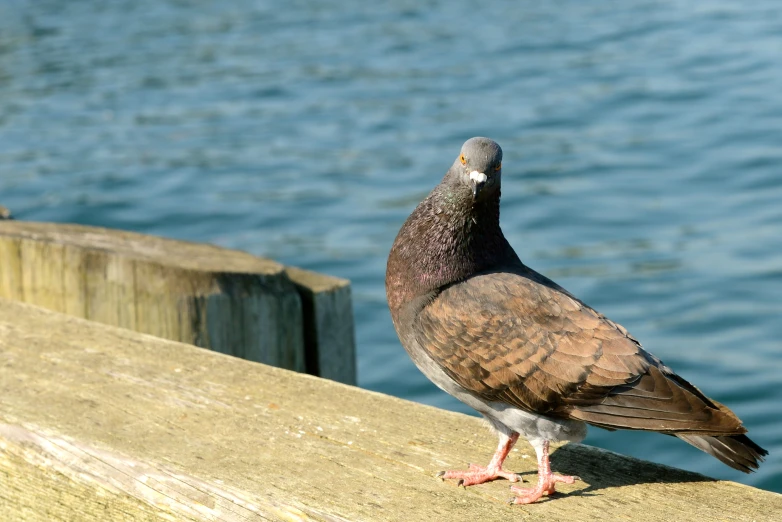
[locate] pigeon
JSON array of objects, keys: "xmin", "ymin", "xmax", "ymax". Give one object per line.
[{"xmin": 385, "ymin": 137, "xmax": 767, "ymax": 504}]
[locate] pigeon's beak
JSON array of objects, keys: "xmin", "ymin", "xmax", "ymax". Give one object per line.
[{"xmin": 470, "ymin": 171, "xmax": 487, "ymax": 200}]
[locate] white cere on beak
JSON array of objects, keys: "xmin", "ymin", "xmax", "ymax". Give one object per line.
[{"xmin": 469, "ymin": 171, "xmax": 487, "ymax": 183}]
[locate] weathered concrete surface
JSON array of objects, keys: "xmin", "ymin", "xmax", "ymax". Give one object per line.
[
  {"xmin": 0, "ymin": 221, "xmax": 357, "ymax": 384},
  {"xmin": 0, "ymin": 299, "xmax": 779, "ymax": 521}
]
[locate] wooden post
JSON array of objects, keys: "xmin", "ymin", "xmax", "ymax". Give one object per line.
[
  {"xmin": 0, "ymin": 221, "xmax": 357, "ymax": 383},
  {"xmin": 0, "ymin": 221, "xmax": 306, "ymax": 372},
  {"xmin": 286, "ymin": 266, "xmax": 356, "ymax": 385},
  {"xmin": 1, "ymin": 299, "xmax": 779, "ymax": 522}
]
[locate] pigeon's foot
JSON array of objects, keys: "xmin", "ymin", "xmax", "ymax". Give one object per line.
[
  {"xmin": 438, "ymin": 462, "xmax": 522, "ymax": 486},
  {"xmin": 438, "ymin": 432, "xmax": 521, "ymax": 487},
  {"xmin": 509, "ymin": 471, "xmax": 578, "ymax": 504},
  {"xmin": 509, "ymin": 439, "xmax": 579, "ymax": 504}
]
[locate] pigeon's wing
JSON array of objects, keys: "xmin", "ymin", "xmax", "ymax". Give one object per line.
[{"xmin": 415, "ymin": 269, "xmax": 745, "ymax": 435}]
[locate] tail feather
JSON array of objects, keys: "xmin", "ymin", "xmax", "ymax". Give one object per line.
[{"xmin": 677, "ymin": 433, "xmax": 768, "ymax": 473}]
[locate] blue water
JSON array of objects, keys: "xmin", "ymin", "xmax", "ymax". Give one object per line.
[{"xmin": 1, "ymin": 0, "xmax": 781, "ymax": 493}]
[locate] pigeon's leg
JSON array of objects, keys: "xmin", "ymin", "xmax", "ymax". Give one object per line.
[
  {"xmin": 438, "ymin": 432, "xmax": 522, "ymax": 486},
  {"xmin": 510, "ymin": 439, "xmax": 579, "ymax": 504}
]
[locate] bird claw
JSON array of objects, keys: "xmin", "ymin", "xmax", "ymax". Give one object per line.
[
  {"xmin": 509, "ymin": 471, "xmax": 580, "ymax": 504},
  {"xmin": 439, "ymin": 464, "xmax": 522, "ymax": 487}
]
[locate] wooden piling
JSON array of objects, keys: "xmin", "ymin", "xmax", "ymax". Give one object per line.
[
  {"xmin": 0, "ymin": 221, "xmax": 356, "ymax": 384},
  {"xmin": 286, "ymin": 266, "xmax": 356, "ymax": 385},
  {"xmin": 1, "ymin": 298, "xmax": 779, "ymax": 521}
]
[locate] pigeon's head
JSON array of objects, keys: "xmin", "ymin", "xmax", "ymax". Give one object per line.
[{"xmin": 451, "ymin": 137, "xmax": 503, "ymax": 201}]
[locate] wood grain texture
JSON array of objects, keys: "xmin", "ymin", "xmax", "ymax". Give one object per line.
[
  {"xmin": 0, "ymin": 220, "xmax": 357, "ymax": 376},
  {"xmin": 1, "ymin": 299, "xmax": 779, "ymax": 522}
]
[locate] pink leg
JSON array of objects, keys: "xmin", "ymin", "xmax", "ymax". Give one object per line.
[
  {"xmin": 438, "ymin": 432, "xmax": 522, "ymax": 486},
  {"xmin": 510, "ymin": 440, "xmax": 579, "ymax": 504}
]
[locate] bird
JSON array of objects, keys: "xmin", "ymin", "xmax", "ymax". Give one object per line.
[{"xmin": 385, "ymin": 137, "xmax": 767, "ymax": 505}]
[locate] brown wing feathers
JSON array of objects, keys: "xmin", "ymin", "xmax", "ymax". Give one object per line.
[
  {"xmin": 415, "ymin": 271, "xmax": 749, "ymax": 437},
  {"xmin": 416, "ymin": 270, "xmax": 767, "ymax": 471},
  {"xmin": 568, "ymin": 366, "xmax": 743, "ymax": 433}
]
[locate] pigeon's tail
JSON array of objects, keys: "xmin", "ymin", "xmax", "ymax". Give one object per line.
[{"xmin": 676, "ymin": 433, "xmax": 768, "ymax": 473}]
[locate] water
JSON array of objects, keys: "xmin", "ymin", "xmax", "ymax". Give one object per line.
[{"xmin": 2, "ymin": 0, "xmax": 781, "ymax": 493}]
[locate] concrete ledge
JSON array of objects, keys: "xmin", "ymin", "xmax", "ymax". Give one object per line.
[{"xmin": 1, "ymin": 298, "xmax": 779, "ymax": 521}]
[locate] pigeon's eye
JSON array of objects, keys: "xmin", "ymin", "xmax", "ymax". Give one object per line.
[
  {"xmin": 459, "ymin": 154, "xmax": 466, "ymax": 165},
  {"xmin": 494, "ymin": 163, "xmax": 502, "ymax": 172}
]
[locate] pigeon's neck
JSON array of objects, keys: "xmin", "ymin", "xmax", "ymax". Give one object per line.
[{"xmin": 386, "ymin": 183, "xmax": 521, "ymax": 316}]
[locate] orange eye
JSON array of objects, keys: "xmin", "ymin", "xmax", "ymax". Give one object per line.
[
  {"xmin": 494, "ymin": 162, "xmax": 502, "ymax": 171},
  {"xmin": 459, "ymin": 154, "xmax": 466, "ymax": 165}
]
